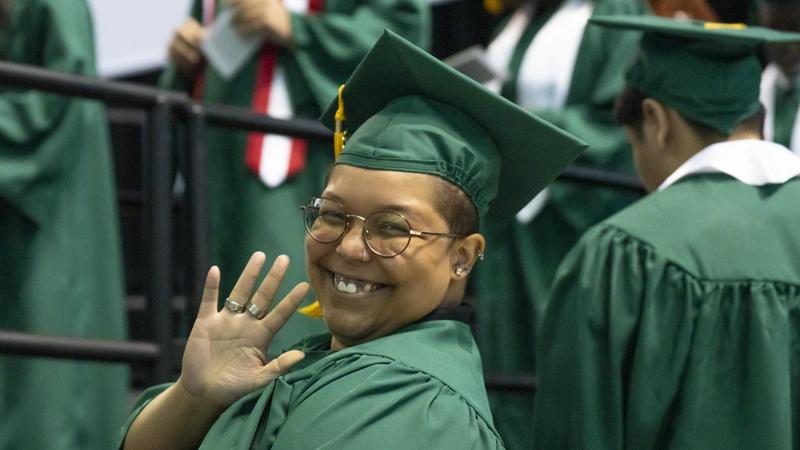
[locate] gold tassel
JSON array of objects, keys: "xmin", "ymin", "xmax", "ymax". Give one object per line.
[
  {"xmin": 334, "ymin": 84, "xmax": 346, "ymax": 160},
  {"xmin": 300, "ymin": 86, "xmax": 345, "ymax": 320},
  {"xmin": 298, "ymin": 300, "xmax": 324, "ymax": 318},
  {"xmin": 483, "ymin": 0, "xmax": 505, "ymax": 15}
]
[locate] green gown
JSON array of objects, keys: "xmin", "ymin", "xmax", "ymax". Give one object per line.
[
  {"xmin": 120, "ymin": 319, "xmax": 505, "ymax": 449},
  {"xmin": 533, "ymin": 173, "xmax": 800, "ymax": 449},
  {"xmin": 471, "ymin": 1, "xmax": 645, "ymax": 448},
  {"xmin": 161, "ymin": 0, "xmax": 431, "ymax": 352},
  {"xmin": 0, "ymin": 0, "xmax": 129, "ymax": 449}
]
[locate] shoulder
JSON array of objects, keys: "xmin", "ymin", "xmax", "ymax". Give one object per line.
[
  {"xmin": 277, "ymin": 322, "xmax": 503, "ymax": 448},
  {"xmin": 590, "ymin": 175, "xmax": 800, "ymax": 282},
  {"xmin": 296, "ymin": 321, "xmax": 492, "ymax": 416}
]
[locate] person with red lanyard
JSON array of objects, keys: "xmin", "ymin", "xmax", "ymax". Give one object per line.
[{"xmin": 162, "ymin": 0, "xmax": 430, "ymax": 353}]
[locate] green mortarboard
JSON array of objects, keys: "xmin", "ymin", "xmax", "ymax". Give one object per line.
[
  {"xmin": 320, "ymin": 30, "xmax": 587, "ymax": 222},
  {"xmin": 590, "ymin": 15, "xmax": 800, "ymax": 135}
]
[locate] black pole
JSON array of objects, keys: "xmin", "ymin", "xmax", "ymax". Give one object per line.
[
  {"xmin": 183, "ymin": 103, "xmax": 210, "ymax": 322},
  {"xmin": 0, "ymin": 60, "xmax": 184, "ymax": 107},
  {"xmin": 560, "ymin": 165, "xmax": 645, "ymax": 194},
  {"xmin": 483, "ymin": 373, "xmax": 537, "ymax": 393},
  {"xmin": 144, "ymin": 96, "xmax": 174, "ymax": 383},
  {"xmin": 204, "ymin": 104, "xmax": 332, "ymax": 141},
  {"xmin": 0, "ymin": 330, "xmax": 159, "ymax": 364}
]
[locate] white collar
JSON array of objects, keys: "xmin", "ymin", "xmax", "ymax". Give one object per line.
[{"xmin": 657, "ymin": 139, "xmax": 800, "ymax": 191}]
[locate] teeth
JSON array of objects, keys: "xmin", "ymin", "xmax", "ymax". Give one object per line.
[{"xmin": 333, "ymin": 273, "xmax": 383, "ymax": 294}]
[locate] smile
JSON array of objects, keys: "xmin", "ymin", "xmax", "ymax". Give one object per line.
[{"xmin": 331, "ymin": 272, "xmax": 387, "ymax": 295}]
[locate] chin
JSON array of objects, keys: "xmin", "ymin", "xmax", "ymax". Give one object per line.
[{"xmin": 322, "ymin": 308, "xmax": 381, "ymax": 347}]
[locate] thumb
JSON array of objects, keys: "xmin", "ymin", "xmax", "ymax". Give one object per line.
[{"xmin": 258, "ymin": 350, "xmax": 306, "ymax": 382}]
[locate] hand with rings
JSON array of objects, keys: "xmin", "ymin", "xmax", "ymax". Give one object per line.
[{"xmin": 176, "ymin": 252, "xmax": 310, "ymax": 410}]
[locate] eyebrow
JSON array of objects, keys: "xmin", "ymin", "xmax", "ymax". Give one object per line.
[{"xmin": 321, "ymin": 192, "xmax": 422, "ymax": 221}]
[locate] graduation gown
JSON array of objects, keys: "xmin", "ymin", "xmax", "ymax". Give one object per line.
[
  {"xmin": 161, "ymin": 0, "xmax": 430, "ymax": 352},
  {"xmin": 533, "ymin": 141, "xmax": 800, "ymax": 448},
  {"xmin": 471, "ymin": 1, "xmax": 645, "ymax": 447},
  {"xmin": 120, "ymin": 320, "xmax": 504, "ymax": 449},
  {"xmin": 0, "ymin": 0, "xmax": 129, "ymax": 448}
]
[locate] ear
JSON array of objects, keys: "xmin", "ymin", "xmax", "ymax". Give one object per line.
[
  {"xmin": 641, "ymin": 98, "xmax": 670, "ymax": 151},
  {"xmin": 448, "ymin": 233, "xmax": 486, "ymax": 281}
]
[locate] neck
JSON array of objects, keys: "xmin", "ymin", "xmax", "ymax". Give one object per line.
[{"xmin": 657, "ymin": 112, "xmax": 725, "ymax": 188}]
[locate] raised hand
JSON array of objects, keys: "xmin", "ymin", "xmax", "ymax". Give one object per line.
[
  {"xmin": 167, "ymin": 18, "xmax": 206, "ymax": 77},
  {"xmin": 226, "ymin": 0, "xmax": 293, "ymax": 47},
  {"xmin": 177, "ymin": 252, "xmax": 309, "ymax": 409}
]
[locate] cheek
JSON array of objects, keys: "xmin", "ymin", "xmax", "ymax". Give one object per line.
[
  {"xmin": 304, "ymin": 238, "xmax": 328, "ymax": 284},
  {"xmin": 391, "ymin": 247, "xmax": 451, "ymax": 300}
]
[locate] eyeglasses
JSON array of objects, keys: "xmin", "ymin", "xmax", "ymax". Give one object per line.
[{"xmin": 301, "ymin": 196, "xmax": 465, "ymax": 257}]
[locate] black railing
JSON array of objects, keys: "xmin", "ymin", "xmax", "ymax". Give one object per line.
[{"xmin": 0, "ymin": 60, "xmax": 643, "ymax": 391}]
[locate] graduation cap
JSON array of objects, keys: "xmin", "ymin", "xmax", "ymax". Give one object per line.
[
  {"xmin": 589, "ymin": 15, "xmax": 800, "ymax": 134},
  {"xmin": 319, "ymin": 30, "xmax": 587, "ymax": 223}
]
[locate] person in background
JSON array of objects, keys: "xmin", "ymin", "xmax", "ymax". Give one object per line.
[
  {"xmin": 119, "ymin": 31, "xmax": 586, "ymax": 450},
  {"xmin": 471, "ymin": 0, "xmax": 645, "ymax": 447},
  {"xmin": 759, "ymin": 0, "xmax": 800, "ymax": 155},
  {"xmin": 533, "ymin": 15, "xmax": 800, "ymax": 448},
  {"xmin": 162, "ymin": 0, "xmax": 431, "ymax": 353},
  {"xmin": 0, "ymin": 0, "xmax": 128, "ymax": 449}
]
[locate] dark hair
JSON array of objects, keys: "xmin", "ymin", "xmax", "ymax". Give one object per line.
[
  {"xmin": 434, "ymin": 177, "xmax": 480, "ymax": 236},
  {"xmin": 614, "ymin": 86, "xmax": 648, "ymax": 131},
  {"xmin": 614, "ymin": 86, "xmax": 724, "ymax": 139}
]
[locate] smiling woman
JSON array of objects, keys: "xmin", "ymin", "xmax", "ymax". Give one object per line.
[
  {"xmin": 306, "ymin": 167, "xmax": 476, "ymax": 350},
  {"xmin": 119, "ymin": 31, "xmax": 585, "ymax": 450}
]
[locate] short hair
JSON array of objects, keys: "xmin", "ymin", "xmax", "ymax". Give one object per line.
[
  {"xmin": 614, "ymin": 86, "xmax": 724, "ymax": 139},
  {"xmin": 434, "ymin": 177, "xmax": 480, "ymax": 236}
]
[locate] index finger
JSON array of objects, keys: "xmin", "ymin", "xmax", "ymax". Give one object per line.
[{"xmin": 197, "ymin": 266, "xmax": 220, "ymax": 319}]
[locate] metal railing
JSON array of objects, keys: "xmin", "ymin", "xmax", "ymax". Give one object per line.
[{"xmin": 0, "ymin": 59, "xmax": 644, "ymax": 392}]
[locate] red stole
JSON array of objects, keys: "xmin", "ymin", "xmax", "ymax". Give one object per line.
[{"xmin": 195, "ymin": 0, "xmax": 324, "ymax": 187}]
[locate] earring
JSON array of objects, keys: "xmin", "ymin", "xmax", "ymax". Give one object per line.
[
  {"xmin": 478, "ymin": 251, "xmax": 485, "ymax": 261},
  {"xmin": 455, "ymin": 267, "xmax": 464, "ymax": 276}
]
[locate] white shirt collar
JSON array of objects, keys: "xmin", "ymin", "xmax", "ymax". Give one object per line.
[{"xmin": 657, "ymin": 139, "xmax": 800, "ymax": 191}]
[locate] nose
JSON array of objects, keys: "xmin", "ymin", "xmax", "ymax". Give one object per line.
[{"xmin": 335, "ymin": 218, "xmax": 371, "ymax": 262}]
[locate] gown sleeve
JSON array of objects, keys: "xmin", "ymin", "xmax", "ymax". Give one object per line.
[
  {"xmin": 157, "ymin": 0, "xmax": 202, "ymax": 92},
  {"xmin": 532, "ymin": 223, "xmax": 800, "ymax": 449},
  {"xmin": 271, "ymin": 358, "xmax": 504, "ymax": 450},
  {"xmin": 0, "ymin": 0, "xmax": 99, "ymax": 220},
  {"xmin": 286, "ymin": 0, "xmax": 431, "ymax": 111}
]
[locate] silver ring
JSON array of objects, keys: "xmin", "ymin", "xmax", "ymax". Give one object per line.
[
  {"xmin": 246, "ymin": 303, "xmax": 267, "ymax": 319},
  {"xmin": 224, "ymin": 298, "xmax": 246, "ymax": 313}
]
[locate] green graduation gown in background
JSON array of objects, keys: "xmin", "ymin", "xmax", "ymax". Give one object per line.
[
  {"xmin": 120, "ymin": 320, "xmax": 505, "ymax": 449},
  {"xmin": 533, "ymin": 174, "xmax": 800, "ymax": 448},
  {"xmin": 471, "ymin": 1, "xmax": 645, "ymax": 447},
  {"xmin": 161, "ymin": 0, "xmax": 430, "ymax": 352},
  {"xmin": 0, "ymin": 0, "xmax": 129, "ymax": 448}
]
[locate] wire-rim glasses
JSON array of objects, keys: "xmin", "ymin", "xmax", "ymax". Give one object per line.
[{"xmin": 301, "ymin": 196, "xmax": 465, "ymax": 257}]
